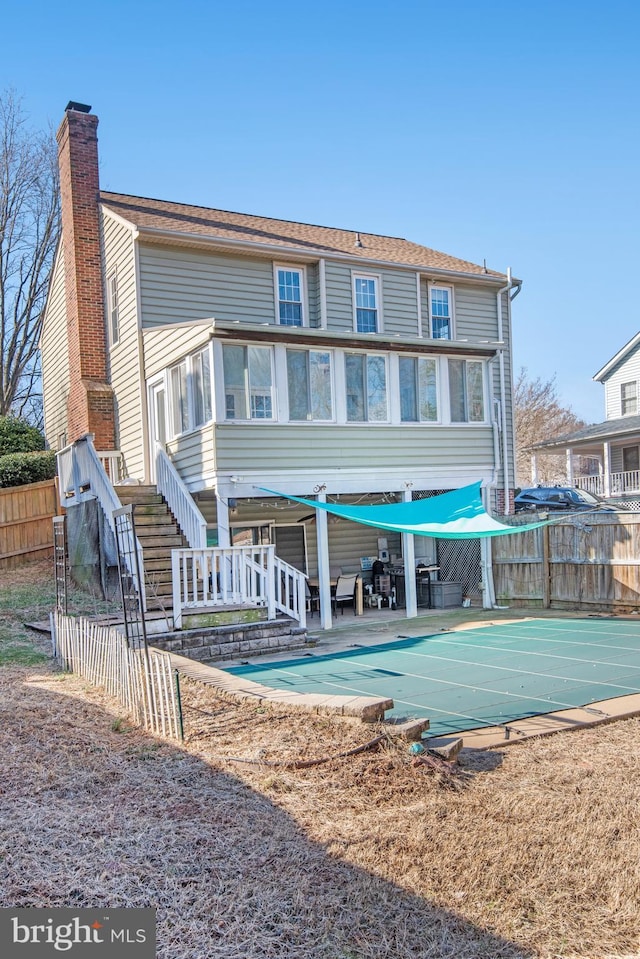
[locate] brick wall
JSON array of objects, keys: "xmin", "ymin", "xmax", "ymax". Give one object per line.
[{"xmin": 57, "ymin": 107, "xmax": 115, "ymax": 448}]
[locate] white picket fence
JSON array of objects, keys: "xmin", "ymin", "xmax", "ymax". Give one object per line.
[{"xmin": 51, "ymin": 612, "xmax": 183, "ymax": 740}]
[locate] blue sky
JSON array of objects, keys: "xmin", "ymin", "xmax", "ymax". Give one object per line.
[{"xmin": 4, "ymin": 0, "xmax": 639, "ymax": 423}]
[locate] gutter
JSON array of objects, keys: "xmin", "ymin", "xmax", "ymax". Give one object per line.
[{"xmin": 496, "ymin": 268, "xmax": 522, "ymax": 515}]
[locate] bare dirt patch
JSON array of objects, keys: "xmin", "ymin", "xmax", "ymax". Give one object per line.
[{"xmin": 1, "ymin": 562, "xmax": 639, "ymax": 957}]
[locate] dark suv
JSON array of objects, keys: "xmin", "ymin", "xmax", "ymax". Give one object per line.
[{"xmin": 514, "ymin": 486, "xmax": 621, "ymax": 513}]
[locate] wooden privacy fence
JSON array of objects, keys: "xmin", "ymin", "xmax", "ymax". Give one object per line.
[
  {"xmin": 51, "ymin": 612, "xmax": 183, "ymax": 740},
  {"xmin": 0, "ymin": 479, "xmax": 59, "ymax": 568},
  {"xmin": 492, "ymin": 513, "xmax": 640, "ymax": 609}
]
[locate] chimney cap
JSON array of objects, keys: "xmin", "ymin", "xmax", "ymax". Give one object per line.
[{"xmin": 65, "ymin": 101, "xmax": 92, "ymax": 114}]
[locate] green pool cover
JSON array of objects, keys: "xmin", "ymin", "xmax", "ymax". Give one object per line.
[{"xmin": 227, "ymin": 618, "xmax": 640, "ymax": 737}]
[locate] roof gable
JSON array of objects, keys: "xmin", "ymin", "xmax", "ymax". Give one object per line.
[
  {"xmin": 99, "ymin": 191, "xmax": 508, "ymax": 280},
  {"xmin": 594, "ymin": 331, "xmax": 640, "ymax": 382}
]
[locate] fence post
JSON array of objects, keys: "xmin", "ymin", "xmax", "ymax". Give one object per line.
[
  {"xmin": 172, "ymin": 549, "xmax": 182, "ymax": 629},
  {"xmin": 542, "ymin": 523, "xmax": 551, "ymax": 609}
]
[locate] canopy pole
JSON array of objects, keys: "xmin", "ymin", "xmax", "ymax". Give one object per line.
[
  {"xmin": 402, "ymin": 490, "xmax": 417, "ymax": 618},
  {"xmin": 315, "ymin": 493, "xmax": 333, "ymax": 630}
]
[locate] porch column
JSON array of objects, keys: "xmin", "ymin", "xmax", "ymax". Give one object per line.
[
  {"xmin": 316, "ymin": 493, "xmax": 333, "ymax": 629},
  {"xmin": 531, "ymin": 454, "xmax": 538, "ymax": 485},
  {"xmin": 566, "ymin": 449, "xmax": 574, "ymax": 486},
  {"xmin": 402, "ymin": 490, "xmax": 417, "ymax": 618},
  {"xmin": 216, "ymin": 493, "xmax": 231, "ymax": 547},
  {"xmin": 603, "ymin": 443, "xmax": 612, "ymax": 498}
]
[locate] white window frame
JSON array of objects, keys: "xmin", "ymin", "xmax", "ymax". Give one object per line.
[
  {"xmin": 621, "ymin": 381, "xmax": 638, "ymax": 416},
  {"xmin": 285, "ymin": 347, "xmax": 335, "ymax": 422},
  {"xmin": 221, "ymin": 343, "xmax": 276, "ymax": 422},
  {"xmin": 274, "ymin": 264, "xmax": 307, "ymax": 327},
  {"xmin": 397, "ymin": 354, "xmax": 440, "ymax": 423},
  {"xmin": 429, "ymin": 284, "xmax": 454, "ymax": 340},
  {"xmin": 344, "ymin": 350, "xmax": 389, "ymax": 423},
  {"xmin": 447, "ymin": 357, "xmax": 486, "ymax": 424},
  {"xmin": 168, "ymin": 345, "xmax": 213, "ymax": 438},
  {"xmin": 107, "ymin": 270, "xmax": 119, "ymax": 347},
  {"xmin": 352, "ymin": 272, "xmax": 382, "ymax": 334}
]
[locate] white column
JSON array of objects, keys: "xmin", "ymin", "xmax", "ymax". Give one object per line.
[
  {"xmin": 216, "ymin": 493, "xmax": 230, "ymax": 547},
  {"xmin": 531, "ymin": 453, "xmax": 538, "ymax": 485},
  {"xmin": 316, "ymin": 494, "xmax": 333, "ymax": 629},
  {"xmin": 603, "ymin": 443, "xmax": 611, "ymax": 497},
  {"xmin": 566, "ymin": 448, "xmax": 574, "ymax": 486},
  {"xmin": 402, "ymin": 490, "xmax": 417, "ymax": 617}
]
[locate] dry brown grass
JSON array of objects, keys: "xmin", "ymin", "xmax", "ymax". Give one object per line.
[{"xmin": 1, "ymin": 563, "xmax": 639, "ymax": 958}]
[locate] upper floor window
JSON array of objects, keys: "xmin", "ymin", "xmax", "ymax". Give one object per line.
[
  {"xmin": 448, "ymin": 358, "xmax": 485, "ymax": 422},
  {"xmin": 276, "ymin": 266, "xmax": 304, "ymax": 326},
  {"xmin": 223, "ymin": 344, "xmax": 274, "ymax": 420},
  {"xmin": 429, "ymin": 285, "xmax": 452, "ymax": 339},
  {"xmin": 621, "ymin": 381, "xmax": 637, "ymax": 416},
  {"xmin": 399, "ymin": 356, "xmax": 438, "ymax": 422},
  {"xmin": 287, "ymin": 349, "xmax": 333, "ymax": 421},
  {"xmin": 353, "ymin": 275, "xmax": 379, "ymax": 333},
  {"xmin": 107, "ymin": 272, "xmax": 119, "ymax": 346},
  {"xmin": 345, "ymin": 353, "xmax": 388, "ymax": 422},
  {"xmin": 170, "ymin": 347, "xmax": 212, "ymax": 436}
]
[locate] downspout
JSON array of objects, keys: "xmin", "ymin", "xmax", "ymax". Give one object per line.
[{"xmin": 496, "ymin": 267, "xmax": 522, "ymax": 515}]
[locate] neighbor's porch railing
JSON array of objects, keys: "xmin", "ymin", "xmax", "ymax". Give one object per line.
[
  {"xmin": 56, "ymin": 436, "xmax": 146, "ymax": 607},
  {"xmin": 575, "ymin": 470, "xmax": 640, "ymax": 497},
  {"xmin": 155, "ymin": 444, "xmax": 207, "ymax": 548},
  {"xmin": 171, "ymin": 545, "xmax": 307, "ymax": 630}
]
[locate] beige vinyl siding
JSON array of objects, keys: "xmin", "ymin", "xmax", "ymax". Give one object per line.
[
  {"xmin": 143, "ymin": 324, "xmax": 212, "ymax": 381},
  {"xmin": 138, "ymin": 244, "xmax": 275, "ymax": 327},
  {"xmin": 380, "ymin": 269, "xmax": 418, "ymax": 334},
  {"xmin": 324, "ymin": 261, "xmax": 354, "ymax": 330},
  {"xmin": 41, "ymin": 246, "xmax": 70, "ymax": 449},
  {"xmin": 604, "ymin": 347, "xmax": 640, "ymax": 418},
  {"xmin": 454, "ymin": 285, "xmax": 498, "ymax": 339},
  {"xmin": 214, "ymin": 423, "xmax": 495, "ymax": 473},
  {"xmin": 166, "ymin": 427, "xmax": 216, "ymax": 490},
  {"xmin": 101, "ymin": 211, "xmax": 143, "ymax": 478}
]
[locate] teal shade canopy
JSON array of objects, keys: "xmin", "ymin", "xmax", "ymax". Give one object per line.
[{"xmin": 259, "ymin": 482, "xmax": 549, "ymax": 540}]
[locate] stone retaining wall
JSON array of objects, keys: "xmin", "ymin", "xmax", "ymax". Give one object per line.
[{"xmin": 151, "ymin": 619, "xmax": 308, "ymax": 663}]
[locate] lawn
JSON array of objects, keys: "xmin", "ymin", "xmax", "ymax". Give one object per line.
[{"xmin": 1, "ymin": 561, "xmax": 639, "ymax": 958}]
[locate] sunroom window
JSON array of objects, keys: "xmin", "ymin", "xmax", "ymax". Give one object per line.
[
  {"xmin": 107, "ymin": 272, "xmax": 119, "ymax": 346},
  {"xmin": 169, "ymin": 347, "xmax": 212, "ymax": 436},
  {"xmin": 399, "ymin": 356, "xmax": 438, "ymax": 421},
  {"xmin": 345, "ymin": 353, "xmax": 388, "ymax": 422},
  {"xmin": 448, "ymin": 358, "xmax": 485, "ymax": 422},
  {"xmin": 223, "ymin": 344, "xmax": 274, "ymax": 420},
  {"xmin": 286, "ymin": 349, "xmax": 333, "ymax": 420}
]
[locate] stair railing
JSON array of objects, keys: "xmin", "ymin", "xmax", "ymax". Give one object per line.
[
  {"xmin": 56, "ymin": 435, "xmax": 146, "ymax": 606},
  {"xmin": 155, "ymin": 444, "xmax": 207, "ymax": 549},
  {"xmin": 171, "ymin": 545, "xmax": 307, "ymax": 630}
]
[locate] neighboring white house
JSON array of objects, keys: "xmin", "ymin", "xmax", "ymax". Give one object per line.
[
  {"xmin": 529, "ymin": 332, "xmax": 640, "ymax": 506},
  {"xmin": 41, "ymin": 102, "xmax": 522, "ymax": 626}
]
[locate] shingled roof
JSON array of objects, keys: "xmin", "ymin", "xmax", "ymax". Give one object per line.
[{"xmin": 100, "ymin": 191, "xmax": 507, "ymax": 280}]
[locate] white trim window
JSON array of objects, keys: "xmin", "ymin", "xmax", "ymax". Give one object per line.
[
  {"xmin": 345, "ymin": 352, "xmax": 388, "ymax": 422},
  {"xmin": 223, "ymin": 344, "xmax": 274, "ymax": 420},
  {"xmin": 107, "ymin": 271, "xmax": 119, "ymax": 346},
  {"xmin": 353, "ymin": 274, "xmax": 379, "ymax": 333},
  {"xmin": 169, "ymin": 347, "xmax": 212, "ymax": 436},
  {"xmin": 275, "ymin": 266, "xmax": 305, "ymax": 326},
  {"xmin": 448, "ymin": 358, "xmax": 485, "ymax": 423},
  {"xmin": 286, "ymin": 349, "xmax": 333, "ymax": 421},
  {"xmin": 399, "ymin": 356, "xmax": 438, "ymax": 422},
  {"xmin": 429, "ymin": 285, "xmax": 453, "ymax": 339},
  {"xmin": 621, "ymin": 381, "xmax": 638, "ymax": 416}
]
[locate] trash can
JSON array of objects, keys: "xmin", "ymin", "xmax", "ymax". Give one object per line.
[{"xmin": 429, "ymin": 581, "xmax": 463, "ymax": 608}]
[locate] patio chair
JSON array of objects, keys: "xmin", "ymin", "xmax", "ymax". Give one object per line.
[
  {"xmin": 332, "ymin": 574, "xmax": 358, "ymax": 615},
  {"xmin": 305, "ymin": 581, "xmax": 320, "ymax": 616}
]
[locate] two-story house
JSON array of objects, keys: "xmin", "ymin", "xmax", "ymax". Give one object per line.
[
  {"xmin": 528, "ymin": 332, "xmax": 640, "ymax": 508},
  {"xmin": 41, "ymin": 102, "xmax": 521, "ymax": 627}
]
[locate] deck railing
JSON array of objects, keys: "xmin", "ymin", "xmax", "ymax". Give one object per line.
[
  {"xmin": 171, "ymin": 545, "xmax": 307, "ymax": 630},
  {"xmin": 575, "ymin": 470, "xmax": 640, "ymax": 497},
  {"xmin": 155, "ymin": 444, "xmax": 207, "ymax": 548}
]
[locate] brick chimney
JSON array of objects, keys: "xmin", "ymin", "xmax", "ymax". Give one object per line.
[{"xmin": 57, "ymin": 102, "xmax": 116, "ymax": 449}]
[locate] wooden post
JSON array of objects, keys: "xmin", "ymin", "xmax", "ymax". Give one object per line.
[{"xmin": 542, "ymin": 522, "xmax": 551, "ymax": 609}]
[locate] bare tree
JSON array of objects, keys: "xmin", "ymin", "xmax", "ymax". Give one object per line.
[
  {"xmin": 514, "ymin": 368, "xmax": 587, "ymax": 487},
  {"xmin": 0, "ymin": 91, "xmax": 60, "ymax": 425}
]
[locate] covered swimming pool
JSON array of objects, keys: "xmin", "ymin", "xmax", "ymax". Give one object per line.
[{"xmin": 227, "ymin": 618, "xmax": 640, "ymax": 737}]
